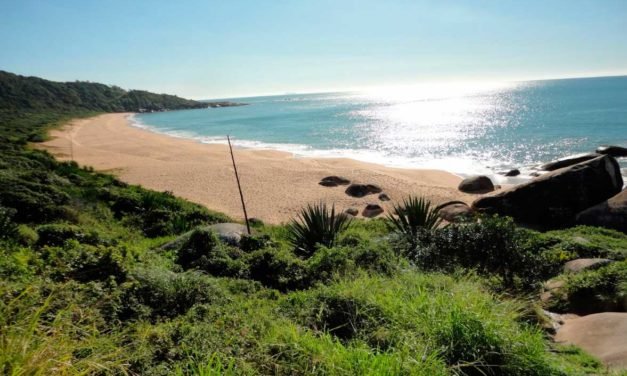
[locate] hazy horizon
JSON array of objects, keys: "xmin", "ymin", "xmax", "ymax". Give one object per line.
[{"xmin": 2, "ymin": 1, "xmax": 627, "ymax": 98}]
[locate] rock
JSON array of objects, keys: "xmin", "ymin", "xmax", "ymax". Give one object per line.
[
  {"xmin": 472, "ymin": 155, "xmax": 623, "ymax": 229},
  {"xmin": 541, "ymin": 279, "xmax": 566, "ymax": 304},
  {"xmin": 345, "ymin": 183, "xmax": 382, "ymax": 197},
  {"xmin": 499, "ymin": 169, "xmax": 520, "ymax": 177},
  {"xmin": 362, "ymin": 204, "xmax": 384, "ymax": 218},
  {"xmin": 596, "ymin": 145, "xmax": 627, "ymax": 158},
  {"xmin": 436, "ymin": 201, "xmax": 472, "ymax": 222},
  {"xmin": 319, "ymin": 176, "xmax": 350, "ymax": 187},
  {"xmin": 530, "ymin": 172, "xmax": 541, "ymax": 177},
  {"xmin": 555, "ymin": 313, "xmax": 627, "ymax": 370},
  {"xmin": 576, "ymin": 189, "xmax": 627, "ymax": 233},
  {"xmin": 564, "ymin": 258, "xmax": 613, "ymax": 273},
  {"xmin": 207, "ymin": 223, "xmax": 249, "ymax": 246},
  {"xmin": 378, "ymin": 193, "xmax": 390, "ymax": 201},
  {"xmin": 540, "ymin": 153, "xmax": 601, "ymax": 171},
  {"xmin": 345, "ymin": 207, "xmax": 359, "ymax": 216},
  {"xmin": 159, "ymin": 222, "xmax": 248, "ymax": 250},
  {"xmin": 458, "ymin": 175, "xmax": 494, "ymax": 193}
]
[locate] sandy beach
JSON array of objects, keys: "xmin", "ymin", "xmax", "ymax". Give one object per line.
[{"xmin": 38, "ymin": 113, "xmax": 478, "ymax": 224}]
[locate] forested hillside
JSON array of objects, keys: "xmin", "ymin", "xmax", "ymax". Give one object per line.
[{"xmin": 0, "ymin": 70, "xmax": 217, "ymax": 113}]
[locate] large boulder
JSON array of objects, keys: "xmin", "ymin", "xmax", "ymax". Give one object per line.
[
  {"xmin": 596, "ymin": 145, "xmax": 627, "ymax": 158},
  {"xmin": 437, "ymin": 201, "xmax": 473, "ymax": 222},
  {"xmin": 563, "ymin": 258, "xmax": 612, "ymax": 273},
  {"xmin": 319, "ymin": 176, "xmax": 350, "ymax": 187},
  {"xmin": 540, "ymin": 153, "xmax": 601, "ymax": 171},
  {"xmin": 362, "ymin": 204, "xmax": 384, "ymax": 218},
  {"xmin": 345, "ymin": 183, "xmax": 382, "ymax": 197},
  {"xmin": 458, "ymin": 175, "xmax": 494, "ymax": 193},
  {"xmin": 472, "ymin": 155, "xmax": 623, "ymax": 229},
  {"xmin": 555, "ymin": 313, "xmax": 627, "ymax": 370},
  {"xmin": 499, "ymin": 169, "xmax": 520, "ymax": 177},
  {"xmin": 576, "ymin": 189, "xmax": 627, "ymax": 232}
]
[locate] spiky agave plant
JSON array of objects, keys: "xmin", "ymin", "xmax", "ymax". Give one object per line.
[
  {"xmin": 387, "ymin": 196, "xmax": 441, "ymax": 246},
  {"xmin": 288, "ymin": 202, "xmax": 352, "ymax": 258}
]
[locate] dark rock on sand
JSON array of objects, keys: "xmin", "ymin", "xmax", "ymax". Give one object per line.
[
  {"xmin": 345, "ymin": 183, "xmax": 382, "ymax": 197},
  {"xmin": 472, "ymin": 155, "xmax": 623, "ymax": 229},
  {"xmin": 596, "ymin": 145, "xmax": 627, "ymax": 158},
  {"xmin": 555, "ymin": 313, "xmax": 627, "ymax": 370},
  {"xmin": 499, "ymin": 169, "xmax": 520, "ymax": 177},
  {"xmin": 540, "ymin": 153, "xmax": 601, "ymax": 171},
  {"xmin": 576, "ymin": 189, "xmax": 627, "ymax": 233},
  {"xmin": 458, "ymin": 175, "xmax": 494, "ymax": 193},
  {"xmin": 563, "ymin": 258, "xmax": 613, "ymax": 273},
  {"xmin": 362, "ymin": 204, "xmax": 384, "ymax": 218},
  {"xmin": 319, "ymin": 176, "xmax": 351, "ymax": 187},
  {"xmin": 436, "ymin": 201, "xmax": 472, "ymax": 222},
  {"xmin": 378, "ymin": 193, "xmax": 390, "ymax": 201},
  {"xmin": 345, "ymin": 207, "xmax": 359, "ymax": 216}
]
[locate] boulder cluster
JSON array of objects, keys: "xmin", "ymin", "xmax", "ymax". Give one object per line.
[
  {"xmin": 318, "ymin": 176, "xmax": 390, "ymax": 218},
  {"xmin": 457, "ymin": 146, "xmax": 626, "ymax": 232}
]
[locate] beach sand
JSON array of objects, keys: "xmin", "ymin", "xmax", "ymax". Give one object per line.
[{"xmin": 38, "ymin": 113, "xmax": 479, "ymax": 224}]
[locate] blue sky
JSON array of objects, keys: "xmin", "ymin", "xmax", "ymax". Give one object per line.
[{"xmin": 1, "ymin": 0, "xmax": 626, "ymax": 98}]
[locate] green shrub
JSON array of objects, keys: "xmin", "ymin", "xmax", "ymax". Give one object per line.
[
  {"xmin": 16, "ymin": 225, "xmax": 38, "ymax": 246},
  {"xmin": 246, "ymin": 248, "xmax": 306, "ymax": 291},
  {"xmin": 409, "ymin": 216, "xmax": 559, "ymax": 289},
  {"xmin": 176, "ymin": 228, "xmax": 247, "ymax": 278},
  {"xmin": 240, "ymin": 234, "xmax": 272, "ymax": 252},
  {"xmin": 288, "ymin": 203, "xmax": 352, "ymax": 258},
  {"xmin": 36, "ymin": 223, "xmax": 102, "ymax": 247},
  {"xmin": 546, "ymin": 261, "xmax": 627, "ymax": 314},
  {"xmin": 39, "ymin": 242, "xmax": 127, "ymax": 283},
  {"xmin": 387, "ymin": 196, "xmax": 441, "ymax": 247},
  {"xmin": 119, "ymin": 268, "xmax": 227, "ymax": 320},
  {"xmin": 0, "ymin": 205, "xmax": 18, "ymax": 240}
]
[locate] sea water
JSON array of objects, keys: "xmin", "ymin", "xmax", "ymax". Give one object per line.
[{"xmin": 133, "ymin": 76, "xmax": 627, "ymax": 183}]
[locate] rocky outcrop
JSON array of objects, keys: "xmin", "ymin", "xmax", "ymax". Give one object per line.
[
  {"xmin": 472, "ymin": 155, "xmax": 623, "ymax": 229},
  {"xmin": 576, "ymin": 189, "xmax": 627, "ymax": 233},
  {"xmin": 437, "ymin": 201, "xmax": 472, "ymax": 222},
  {"xmin": 362, "ymin": 204, "xmax": 384, "ymax": 218},
  {"xmin": 555, "ymin": 313, "xmax": 627, "ymax": 370},
  {"xmin": 319, "ymin": 176, "xmax": 350, "ymax": 187},
  {"xmin": 563, "ymin": 258, "xmax": 612, "ymax": 273},
  {"xmin": 458, "ymin": 175, "xmax": 494, "ymax": 193},
  {"xmin": 596, "ymin": 145, "xmax": 627, "ymax": 158},
  {"xmin": 345, "ymin": 184, "xmax": 382, "ymax": 197},
  {"xmin": 540, "ymin": 153, "xmax": 601, "ymax": 171}
]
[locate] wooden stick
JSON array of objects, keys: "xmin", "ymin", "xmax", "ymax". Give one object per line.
[{"xmin": 227, "ymin": 135, "xmax": 251, "ymax": 235}]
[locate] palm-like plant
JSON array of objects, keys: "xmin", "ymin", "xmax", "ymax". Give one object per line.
[
  {"xmin": 288, "ymin": 202, "xmax": 352, "ymax": 257},
  {"xmin": 387, "ymin": 196, "xmax": 441, "ymax": 245}
]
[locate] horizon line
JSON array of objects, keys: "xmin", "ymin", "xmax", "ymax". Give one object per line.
[{"xmin": 199, "ymin": 72, "xmax": 627, "ymax": 101}]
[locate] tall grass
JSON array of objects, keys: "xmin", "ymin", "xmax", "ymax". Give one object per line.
[
  {"xmin": 0, "ymin": 287, "xmax": 127, "ymax": 375},
  {"xmin": 288, "ymin": 203, "xmax": 352, "ymax": 257}
]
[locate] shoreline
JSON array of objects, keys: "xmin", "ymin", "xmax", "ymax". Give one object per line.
[{"xmin": 39, "ymin": 113, "xmax": 484, "ymax": 224}]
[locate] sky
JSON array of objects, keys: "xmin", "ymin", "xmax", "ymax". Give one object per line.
[{"xmin": 1, "ymin": 0, "xmax": 626, "ymax": 99}]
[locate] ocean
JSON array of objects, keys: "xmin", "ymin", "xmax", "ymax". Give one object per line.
[{"xmin": 132, "ymin": 76, "xmax": 627, "ymax": 183}]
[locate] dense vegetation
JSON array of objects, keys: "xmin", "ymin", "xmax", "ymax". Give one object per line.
[
  {"xmin": 0, "ymin": 70, "xmax": 215, "ymax": 114},
  {"xmin": 1, "ymin": 72, "xmax": 626, "ymax": 375}
]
